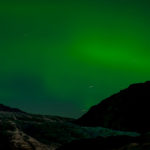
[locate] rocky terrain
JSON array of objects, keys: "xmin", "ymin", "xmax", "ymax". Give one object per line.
[
  {"xmin": 59, "ymin": 81, "xmax": 150, "ymax": 150},
  {"xmin": 0, "ymin": 104, "xmax": 138, "ymax": 150},
  {"xmin": 2, "ymin": 81, "xmax": 150, "ymax": 150}
]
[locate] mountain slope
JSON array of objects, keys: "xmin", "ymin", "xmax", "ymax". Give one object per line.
[
  {"xmin": 0, "ymin": 104, "xmax": 24, "ymax": 113},
  {"xmin": 76, "ymin": 81, "xmax": 150, "ymax": 133}
]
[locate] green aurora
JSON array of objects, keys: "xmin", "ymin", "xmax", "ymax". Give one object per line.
[{"xmin": 1, "ymin": 0, "xmax": 150, "ymax": 117}]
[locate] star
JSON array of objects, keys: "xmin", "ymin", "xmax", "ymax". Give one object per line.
[{"xmin": 89, "ymin": 85, "xmax": 95, "ymax": 88}]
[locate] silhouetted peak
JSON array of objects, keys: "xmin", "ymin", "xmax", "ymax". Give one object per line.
[
  {"xmin": 76, "ymin": 81, "xmax": 150, "ymax": 133},
  {"xmin": 128, "ymin": 81, "xmax": 150, "ymax": 89},
  {"xmin": 0, "ymin": 104, "xmax": 24, "ymax": 113}
]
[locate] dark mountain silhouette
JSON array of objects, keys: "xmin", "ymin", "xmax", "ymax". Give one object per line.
[
  {"xmin": 76, "ymin": 81, "xmax": 150, "ymax": 133},
  {"xmin": 0, "ymin": 104, "xmax": 25, "ymax": 113}
]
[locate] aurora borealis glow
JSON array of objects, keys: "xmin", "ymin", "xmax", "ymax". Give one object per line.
[{"xmin": 1, "ymin": 0, "xmax": 150, "ymax": 117}]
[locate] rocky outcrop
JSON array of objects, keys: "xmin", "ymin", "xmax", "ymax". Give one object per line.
[
  {"xmin": 6, "ymin": 125, "xmax": 51, "ymax": 150},
  {"xmin": 76, "ymin": 81, "xmax": 150, "ymax": 133}
]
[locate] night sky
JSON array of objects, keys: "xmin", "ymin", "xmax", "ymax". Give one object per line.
[{"xmin": 0, "ymin": 0, "xmax": 150, "ymax": 118}]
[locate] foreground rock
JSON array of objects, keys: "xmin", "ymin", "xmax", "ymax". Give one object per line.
[
  {"xmin": 0, "ymin": 120, "xmax": 51, "ymax": 150},
  {"xmin": 76, "ymin": 81, "xmax": 150, "ymax": 133},
  {"xmin": 0, "ymin": 104, "xmax": 73, "ymax": 150}
]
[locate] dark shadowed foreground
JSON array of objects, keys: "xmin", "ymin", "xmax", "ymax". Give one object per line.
[{"xmin": 0, "ymin": 104, "xmax": 139, "ymax": 150}]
